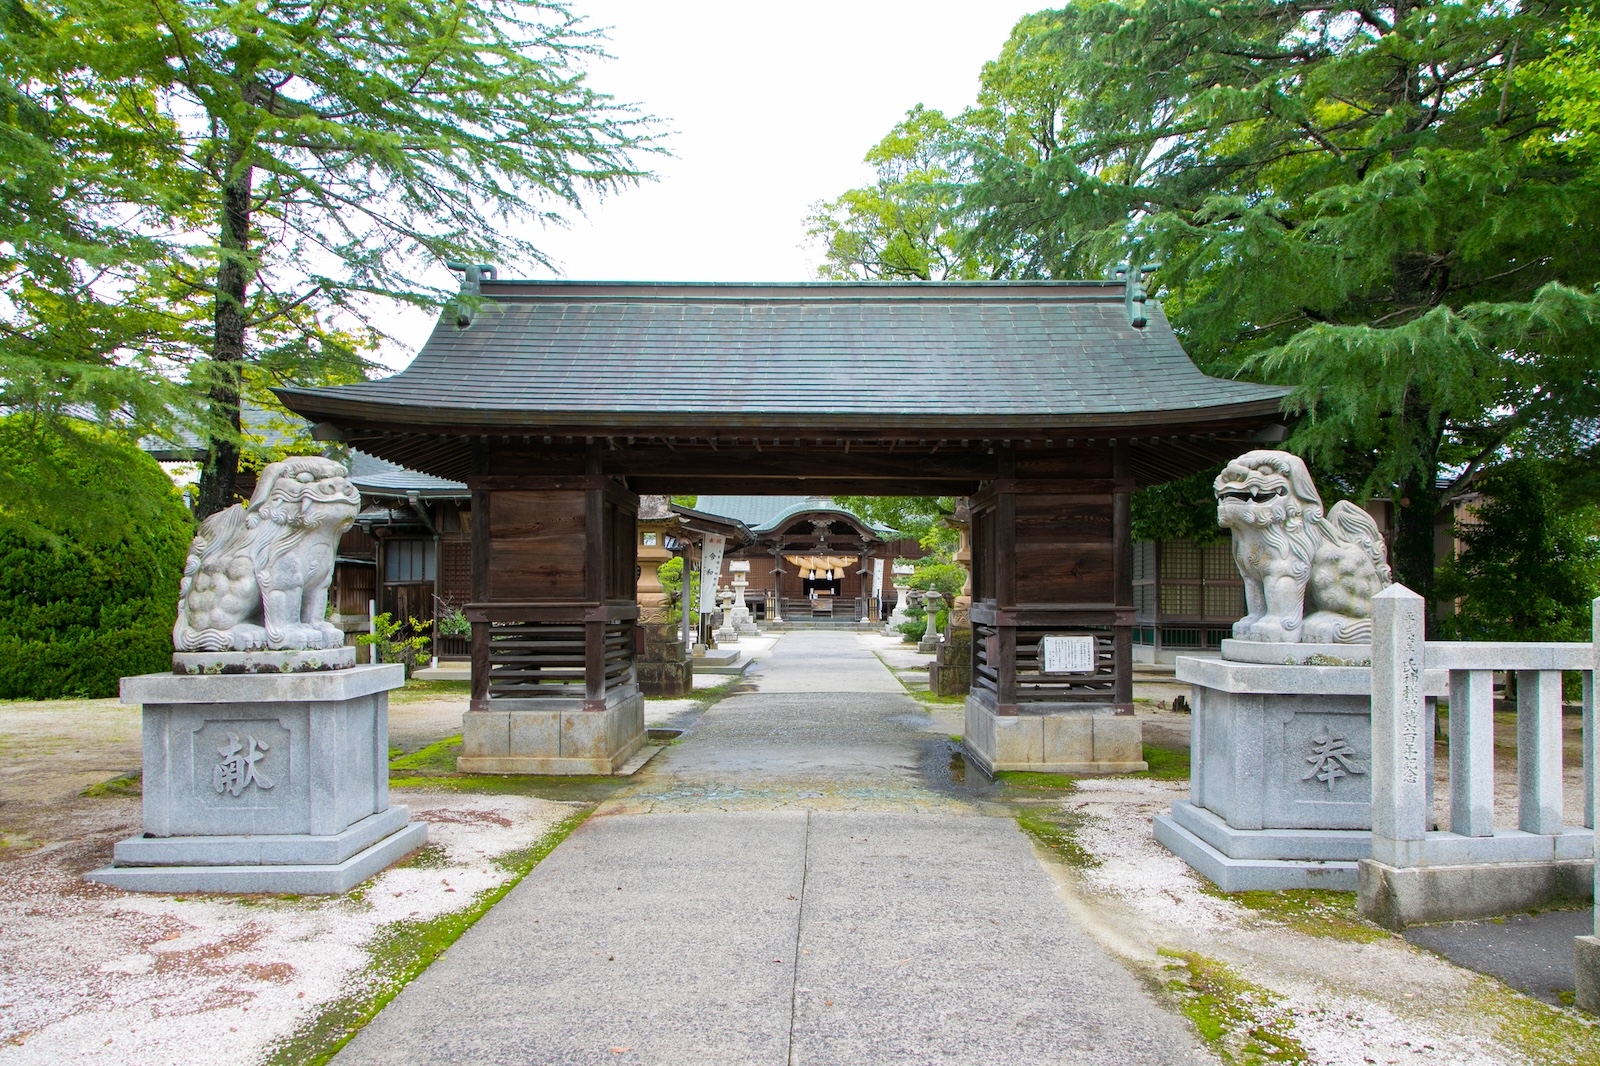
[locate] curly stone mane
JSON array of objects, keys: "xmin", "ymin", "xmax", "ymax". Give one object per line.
[{"xmin": 173, "ymin": 456, "xmax": 360, "ymax": 652}]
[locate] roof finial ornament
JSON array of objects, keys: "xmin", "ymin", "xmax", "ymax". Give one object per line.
[
  {"xmin": 446, "ymin": 262, "xmax": 498, "ymax": 328},
  {"xmin": 1113, "ymin": 253, "xmax": 1161, "ymax": 329}
]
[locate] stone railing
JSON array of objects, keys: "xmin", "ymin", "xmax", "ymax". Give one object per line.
[{"xmin": 1361, "ymin": 586, "xmax": 1597, "ymax": 957}]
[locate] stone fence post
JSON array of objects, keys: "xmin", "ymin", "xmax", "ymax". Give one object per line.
[
  {"xmin": 1369, "ymin": 584, "xmax": 1428, "ymax": 869},
  {"xmin": 1582, "ymin": 597, "xmax": 1600, "ymax": 1012}
]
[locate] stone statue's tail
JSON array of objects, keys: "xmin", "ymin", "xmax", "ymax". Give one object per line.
[{"xmin": 1318, "ymin": 500, "xmax": 1394, "ymax": 586}]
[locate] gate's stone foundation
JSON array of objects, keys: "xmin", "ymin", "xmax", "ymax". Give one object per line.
[
  {"xmin": 88, "ymin": 666, "xmax": 424, "ymax": 894},
  {"xmin": 962, "ymin": 698, "xmax": 1145, "ymax": 775},
  {"xmin": 458, "ymin": 691, "xmax": 645, "ymax": 775}
]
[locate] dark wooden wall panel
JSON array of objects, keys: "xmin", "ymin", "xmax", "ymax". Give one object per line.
[
  {"xmin": 487, "ymin": 490, "xmax": 587, "ymax": 599},
  {"xmin": 1012, "ymin": 492, "xmax": 1115, "ymax": 605},
  {"xmin": 1014, "ymin": 545, "xmax": 1115, "ymax": 602}
]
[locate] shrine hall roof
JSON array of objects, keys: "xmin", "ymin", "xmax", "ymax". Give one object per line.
[{"xmin": 276, "ymin": 280, "xmax": 1288, "ymax": 435}]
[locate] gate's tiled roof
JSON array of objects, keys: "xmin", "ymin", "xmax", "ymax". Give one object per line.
[{"xmin": 277, "ymin": 281, "xmax": 1287, "ymax": 434}]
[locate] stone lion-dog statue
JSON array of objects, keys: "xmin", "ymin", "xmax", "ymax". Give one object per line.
[
  {"xmin": 1215, "ymin": 450, "xmax": 1392, "ymax": 644},
  {"xmin": 174, "ymin": 456, "xmax": 361, "ymax": 651}
]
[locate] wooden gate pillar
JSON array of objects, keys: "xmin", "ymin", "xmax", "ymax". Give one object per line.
[
  {"xmin": 961, "ymin": 440, "xmax": 1146, "ymax": 775},
  {"xmin": 457, "ymin": 442, "xmax": 643, "ymax": 774},
  {"xmin": 1112, "ymin": 439, "xmax": 1135, "ymax": 713}
]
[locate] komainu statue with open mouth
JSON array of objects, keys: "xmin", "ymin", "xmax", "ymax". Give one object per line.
[{"xmin": 1215, "ymin": 450, "xmax": 1392, "ymax": 644}]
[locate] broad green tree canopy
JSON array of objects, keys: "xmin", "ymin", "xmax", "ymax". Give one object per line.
[{"xmin": 815, "ymin": 0, "xmax": 1600, "ymax": 619}]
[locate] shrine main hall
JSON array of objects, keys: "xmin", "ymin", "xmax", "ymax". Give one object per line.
[{"xmin": 279, "ymin": 278, "xmax": 1287, "ymax": 775}]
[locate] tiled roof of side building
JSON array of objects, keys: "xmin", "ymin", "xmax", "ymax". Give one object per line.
[
  {"xmin": 276, "ymin": 281, "xmax": 1289, "ymax": 433},
  {"xmin": 346, "ymin": 450, "xmax": 468, "ymax": 497}
]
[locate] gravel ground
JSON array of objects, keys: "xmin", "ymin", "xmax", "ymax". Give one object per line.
[
  {"xmin": 1046, "ymin": 777, "xmax": 1600, "ymax": 1066},
  {"xmin": 0, "ymin": 686, "xmax": 576, "ymax": 1066},
  {"xmin": 0, "ymin": 789, "xmax": 577, "ymax": 1065}
]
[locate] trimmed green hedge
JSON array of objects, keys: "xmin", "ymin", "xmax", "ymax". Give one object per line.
[{"xmin": 0, "ymin": 422, "xmax": 192, "ymax": 698}]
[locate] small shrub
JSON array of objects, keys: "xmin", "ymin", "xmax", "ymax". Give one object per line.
[{"xmin": 358, "ymin": 613, "xmax": 432, "ymax": 677}]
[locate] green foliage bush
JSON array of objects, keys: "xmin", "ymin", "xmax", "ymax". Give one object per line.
[
  {"xmin": 1435, "ymin": 463, "xmax": 1600, "ymax": 643},
  {"xmin": 655, "ymin": 556, "xmax": 700, "ymax": 624},
  {"xmin": 358, "ymin": 613, "xmax": 433, "ymax": 677},
  {"xmin": 907, "ymin": 561, "xmax": 966, "ymax": 601},
  {"xmin": 0, "ymin": 421, "xmax": 193, "ymax": 698}
]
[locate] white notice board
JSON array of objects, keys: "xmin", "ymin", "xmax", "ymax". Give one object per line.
[{"xmin": 1039, "ymin": 634, "xmax": 1097, "ymax": 674}]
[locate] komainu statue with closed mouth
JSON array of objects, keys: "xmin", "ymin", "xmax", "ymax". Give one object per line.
[
  {"xmin": 1215, "ymin": 450, "xmax": 1392, "ymax": 644},
  {"xmin": 173, "ymin": 456, "xmax": 360, "ymax": 652}
]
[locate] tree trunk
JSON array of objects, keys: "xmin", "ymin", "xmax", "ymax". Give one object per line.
[
  {"xmin": 195, "ymin": 149, "xmax": 254, "ymax": 519},
  {"xmin": 1393, "ymin": 471, "xmax": 1437, "ymax": 627},
  {"xmin": 1392, "ymin": 411, "xmax": 1443, "ymax": 636}
]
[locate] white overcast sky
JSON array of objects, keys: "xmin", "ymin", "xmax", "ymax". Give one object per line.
[{"xmin": 379, "ymin": 0, "xmax": 1049, "ymax": 366}]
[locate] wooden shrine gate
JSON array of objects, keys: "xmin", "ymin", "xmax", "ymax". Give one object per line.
[{"xmin": 281, "ymin": 279, "xmax": 1288, "ymax": 774}]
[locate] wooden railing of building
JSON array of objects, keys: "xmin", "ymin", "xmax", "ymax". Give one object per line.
[
  {"xmin": 967, "ymin": 440, "xmax": 1134, "ymax": 715},
  {"xmin": 465, "ymin": 442, "xmax": 640, "ymax": 714}
]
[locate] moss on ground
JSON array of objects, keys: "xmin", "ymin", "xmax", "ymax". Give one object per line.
[
  {"xmin": 997, "ymin": 771, "xmax": 1078, "ymax": 792},
  {"xmin": 388, "ymin": 735, "xmax": 463, "ymax": 774},
  {"xmin": 1202, "ymin": 887, "xmax": 1390, "ymax": 944},
  {"xmin": 261, "ymin": 807, "xmax": 591, "ymax": 1066},
  {"xmin": 1161, "ymin": 950, "xmax": 1308, "ymax": 1063},
  {"xmin": 389, "ymin": 678, "xmax": 471, "ymax": 704},
  {"xmin": 80, "ymin": 771, "xmax": 141, "ymax": 797},
  {"xmin": 1133, "ymin": 743, "xmax": 1190, "ymax": 781},
  {"xmin": 388, "ymin": 773, "xmax": 629, "ymax": 802},
  {"xmin": 1471, "ymin": 982, "xmax": 1600, "ymax": 1064},
  {"xmin": 1014, "ymin": 806, "xmax": 1101, "ymax": 868}
]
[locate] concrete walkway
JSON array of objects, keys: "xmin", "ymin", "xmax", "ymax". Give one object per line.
[{"xmin": 336, "ymin": 632, "xmax": 1206, "ymax": 1065}]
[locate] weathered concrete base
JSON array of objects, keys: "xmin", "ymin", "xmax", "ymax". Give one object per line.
[
  {"xmin": 173, "ymin": 646, "xmax": 357, "ymax": 674},
  {"xmin": 87, "ymin": 820, "xmax": 426, "ymax": 894},
  {"xmin": 458, "ymin": 691, "xmax": 645, "ymax": 774},
  {"xmin": 962, "ymin": 697, "xmax": 1147, "ymax": 774},
  {"xmin": 1358, "ymin": 858, "xmax": 1594, "ymax": 931},
  {"xmin": 917, "ymin": 636, "xmax": 940, "ymax": 655},
  {"xmin": 1576, "ymin": 935, "xmax": 1600, "ymax": 1013},
  {"xmin": 1153, "ymin": 801, "xmax": 1361, "ymax": 891}
]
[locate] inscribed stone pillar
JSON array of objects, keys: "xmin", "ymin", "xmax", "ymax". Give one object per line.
[{"xmin": 1368, "ymin": 584, "xmax": 1427, "ymax": 868}]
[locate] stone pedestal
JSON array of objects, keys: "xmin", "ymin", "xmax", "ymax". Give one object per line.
[
  {"xmin": 458, "ymin": 689, "xmax": 645, "ymax": 775},
  {"xmin": 1153, "ymin": 651, "xmax": 1445, "ymax": 891},
  {"xmin": 638, "ymin": 623, "xmax": 692, "ymax": 697},
  {"xmin": 930, "ymin": 625, "xmax": 972, "ymax": 696},
  {"xmin": 962, "ymin": 699, "xmax": 1147, "ymax": 774},
  {"xmin": 88, "ymin": 665, "xmax": 424, "ymax": 894}
]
